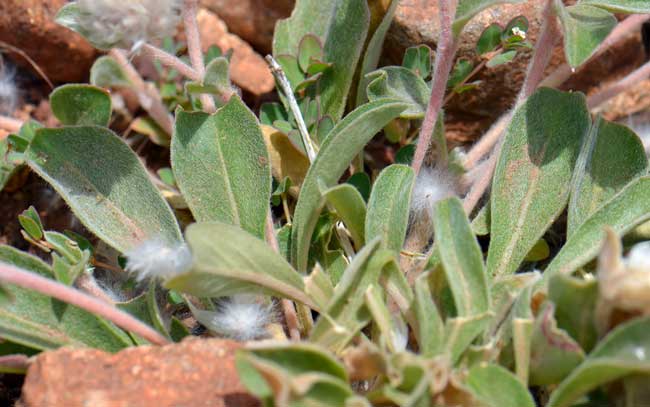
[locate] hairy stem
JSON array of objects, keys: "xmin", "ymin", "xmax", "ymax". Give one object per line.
[
  {"xmin": 411, "ymin": 0, "xmax": 458, "ymax": 175},
  {"xmin": 140, "ymin": 44, "xmax": 200, "ymax": 82},
  {"xmin": 183, "ymin": 0, "xmax": 216, "ymax": 113},
  {"xmin": 110, "ymin": 49, "xmax": 174, "ymax": 135},
  {"xmin": 541, "ymin": 14, "xmax": 650, "ymax": 88},
  {"xmin": 587, "ymin": 59, "xmax": 650, "ymax": 110},
  {"xmin": 265, "ymin": 212, "xmax": 301, "ymax": 341},
  {"xmin": 266, "ymin": 55, "xmax": 318, "ymax": 163},
  {"xmin": 0, "ymin": 262, "xmax": 170, "ymax": 345},
  {"xmin": 0, "ymin": 115, "xmax": 22, "ymax": 135}
]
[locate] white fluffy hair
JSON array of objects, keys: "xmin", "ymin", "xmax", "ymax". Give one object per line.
[
  {"xmin": 209, "ymin": 295, "xmax": 275, "ymax": 341},
  {"xmin": 410, "ymin": 166, "xmax": 458, "ymax": 217},
  {"xmin": 124, "ymin": 238, "xmax": 192, "ymax": 280},
  {"xmin": 0, "ymin": 62, "xmax": 18, "ymax": 115},
  {"xmin": 626, "ymin": 241, "xmax": 650, "ymax": 272},
  {"xmin": 76, "ymin": 0, "xmax": 182, "ymax": 50}
]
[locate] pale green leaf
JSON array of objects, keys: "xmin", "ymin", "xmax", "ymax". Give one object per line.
[
  {"xmin": 579, "ymin": 0, "xmax": 650, "ymax": 13},
  {"xmin": 466, "ymin": 363, "xmax": 536, "ymax": 407},
  {"xmin": 90, "ymin": 56, "xmax": 132, "ymax": 88},
  {"xmin": 366, "ymin": 67, "xmax": 430, "ymax": 119},
  {"xmin": 453, "ymin": 0, "xmax": 525, "ymax": 35},
  {"xmin": 322, "ymin": 184, "xmax": 366, "ymax": 249},
  {"xmin": 49, "ymin": 84, "xmax": 112, "ymax": 127}
]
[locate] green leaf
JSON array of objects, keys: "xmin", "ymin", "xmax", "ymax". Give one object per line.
[
  {"xmin": 0, "ymin": 245, "xmax": 133, "ymax": 351},
  {"xmin": 476, "ymin": 23, "xmax": 503, "ymax": 55},
  {"xmin": 273, "ymin": 0, "xmax": 370, "ymax": 121},
  {"xmin": 543, "ymin": 176, "xmax": 650, "ymax": 283},
  {"xmin": 488, "ymin": 88, "xmax": 590, "ymax": 277},
  {"xmin": 568, "ymin": 116, "xmax": 648, "ymax": 236},
  {"xmin": 356, "ymin": 0, "xmax": 401, "ymax": 106},
  {"xmin": 322, "ymin": 184, "xmax": 367, "ymax": 249},
  {"xmin": 548, "ymin": 317, "xmax": 650, "ymax": 407},
  {"xmin": 445, "ymin": 313, "xmax": 492, "ymax": 364},
  {"xmin": 130, "ymin": 117, "xmax": 170, "ymax": 147},
  {"xmin": 556, "ymin": 3, "xmax": 617, "ymax": 68},
  {"xmin": 185, "ymin": 57, "xmax": 233, "ymax": 99},
  {"xmin": 402, "ymin": 45, "xmax": 433, "ymax": 79},
  {"xmin": 171, "ymin": 96, "xmax": 271, "ymax": 239},
  {"xmin": 529, "ymin": 303, "xmax": 585, "ymax": 385},
  {"xmin": 486, "ymin": 50, "xmax": 517, "ymax": 68},
  {"xmin": 26, "ymin": 126, "xmax": 182, "ymax": 253},
  {"xmin": 90, "ymin": 56, "xmax": 132, "ymax": 88},
  {"xmin": 49, "ymin": 84, "xmax": 112, "ymax": 127},
  {"xmin": 347, "ymin": 172, "xmax": 372, "ymax": 202},
  {"xmin": 298, "ymin": 34, "xmax": 324, "ymax": 73},
  {"xmin": 454, "ymin": 0, "xmax": 525, "ymax": 35},
  {"xmin": 579, "ymin": 0, "xmax": 650, "ymax": 13},
  {"xmin": 366, "ymin": 67, "xmax": 430, "ymax": 119},
  {"xmin": 246, "ymin": 342, "xmax": 348, "ymax": 380},
  {"xmin": 412, "ymin": 273, "xmax": 445, "ymax": 357},
  {"xmin": 433, "ymin": 197, "xmax": 490, "ymax": 317},
  {"xmin": 165, "ymin": 222, "xmax": 316, "ymax": 309},
  {"xmin": 466, "ymin": 363, "xmax": 536, "ymax": 407},
  {"xmin": 365, "ymin": 164, "xmax": 415, "ymax": 254},
  {"xmin": 18, "ymin": 206, "xmax": 43, "ymax": 240},
  {"xmin": 447, "ymin": 59, "xmax": 474, "ymax": 88},
  {"xmin": 291, "ymin": 99, "xmax": 408, "ymax": 271}
]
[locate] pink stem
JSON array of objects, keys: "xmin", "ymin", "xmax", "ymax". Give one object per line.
[
  {"xmin": 265, "ymin": 212, "xmax": 301, "ymax": 341},
  {"xmin": 0, "ymin": 354, "xmax": 30, "ymax": 372},
  {"xmin": 0, "ymin": 263, "xmax": 170, "ymax": 346},
  {"xmin": 541, "ymin": 14, "xmax": 650, "ymax": 88},
  {"xmin": 140, "ymin": 44, "xmax": 200, "ymax": 82},
  {"xmin": 0, "ymin": 115, "xmax": 22, "ymax": 135},
  {"xmin": 587, "ymin": 59, "xmax": 650, "ymax": 110},
  {"xmin": 183, "ymin": 0, "xmax": 217, "ymax": 113},
  {"xmin": 411, "ymin": 0, "xmax": 459, "ymax": 175}
]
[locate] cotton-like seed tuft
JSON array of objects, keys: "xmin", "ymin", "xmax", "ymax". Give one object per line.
[
  {"xmin": 0, "ymin": 65, "xmax": 18, "ymax": 115},
  {"xmin": 410, "ymin": 167, "xmax": 458, "ymax": 217},
  {"xmin": 76, "ymin": 0, "xmax": 182, "ymax": 50},
  {"xmin": 626, "ymin": 241, "xmax": 650, "ymax": 272},
  {"xmin": 124, "ymin": 238, "xmax": 192, "ymax": 280},
  {"xmin": 208, "ymin": 295, "xmax": 275, "ymax": 341}
]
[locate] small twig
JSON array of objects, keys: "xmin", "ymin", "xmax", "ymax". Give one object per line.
[
  {"xmin": 91, "ymin": 258, "xmax": 124, "ymax": 274},
  {"xmin": 463, "ymin": 111, "xmax": 512, "ymax": 169},
  {"xmin": 0, "ymin": 262, "xmax": 169, "ymax": 345},
  {"xmin": 0, "ymin": 40, "xmax": 53, "ymax": 90},
  {"xmin": 540, "ymin": 14, "xmax": 650, "ymax": 89},
  {"xmin": 587, "ymin": 59, "xmax": 650, "ymax": 110},
  {"xmin": 411, "ymin": 0, "xmax": 459, "ymax": 175},
  {"xmin": 265, "ymin": 212, "xmax": 301, "ymax": 341},
  {"xmin": 110, "ymin": 49, "xmax": 174, "ymax": 135},
  {"xmin": 140, "ymin": 44, "xmax": 200, "ymax": 82},
  {"xmin": 266, "ymin": 55, "xmax": 318, "ymax": 163},
  {"xmin": 463, "ymin": 147, "xmax": 498, "ymax": 214},
  {"xmin": 443, "ymin": 57, "xmax": 489, "ymax": 106},
  {"xmin": 182, "ymin": 0, "xmax": 216, "ymax": 113},
  {"xmin": 0, "ymin": 114, "xmax": 22, "ymax": 135}
]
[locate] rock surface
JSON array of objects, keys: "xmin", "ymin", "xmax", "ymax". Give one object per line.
[
  {"xmin": 0, "ymin": 0, "xmax": 96, "ymax": 83},
  {"xmin": 197, "ymin": 9, "xmax": 275, "ymax": 96},
  {"xmin": 21, "ymin": 338, "xmax": 260, "ymax": 407}
]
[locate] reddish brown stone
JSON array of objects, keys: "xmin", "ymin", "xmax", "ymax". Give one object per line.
[
  {"xmin": 197, "ymin": 9, "xmax": 275, "ymax": 96},
  {"xmin": 0, "ymin": 0, "xmax": 97, "ymax": 83},
  {"xmin": 21, "ymin": 338, "xmax": 260, "ymax": 407}
]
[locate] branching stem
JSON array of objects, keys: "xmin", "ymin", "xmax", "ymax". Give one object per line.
[
  {"xmin": 587, "ymin": 59, "xmax": 650, "ymax": 110},
  {"xmin": 183, "ymin": 0, "xmax": 216, "ymax": 113}
]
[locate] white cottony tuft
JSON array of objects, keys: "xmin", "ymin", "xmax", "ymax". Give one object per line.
[
  {"xmin": 125, "ymin": 238, "xmax": 192, "ymax": 280},
  {"xmin": 410, "ymin": 167, "xmax": 458, "ymax": 217},
  {"xmin": 626, "ymin": 241, "xmax": 650, "ymax": 272},
  {"xmin": 390, "ymin": 314, "xmax": 409, "ymax": 352},
  {"xmin": 0, "ymin": 63, "xmax": 18, "ymax": 115},
  {"xmin": 76, "ymin": 0, "xmax": 182, "ymax": 50},
  {"xmin": 209, "ymin": 295, "xmax": 275, "ymax": 341}
]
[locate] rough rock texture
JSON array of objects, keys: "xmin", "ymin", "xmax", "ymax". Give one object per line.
[
  {"xmin": 200, "ymin": 0, "xmax": 294, "ymax": 54},
  {"xmin": 197, "ymin": 9, "xmax": 275, "ymax": 96},
  {"xmin": 0, "ymin": 0, "xmax": 96, "ymax": 83},
  {"xmin": 21, "ymin": 338, "xmax": 260, "ymax": 407}
]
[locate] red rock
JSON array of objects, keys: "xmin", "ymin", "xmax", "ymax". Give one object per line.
[
  {"xmin": 197, "ymin": 9, "xmax": 275, "ymax": 96},
  {"xmin": 0, "ymin": 0, "xmax": 97, "ymax": 83},
  {"xmin": 21, "ymin": 338, "xmax": 260, "ymax": 407}
]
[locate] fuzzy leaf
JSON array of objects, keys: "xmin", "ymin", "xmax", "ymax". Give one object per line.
[
  {"xmin": 548, "ymin": 317, "xmax": 650, "ymax": 407},
  {"xmin": 291, "ymin": 99, "xmax": 408, "ymax": 271},
  {"xmin": 543, "ymin": 176, "xmax": 650, "ymax": 283},
  {"xmin": 466, "ymin": 363, "xmax": 536, "ymax": 407},
  {"xmin": 171, "ymin": 96, "xmax": 271, "ymax": 239},
  {"xmin": 557, "ymin": 3, "xmax": 617, "ymax": 68},
  {"xmin": 165, "ymin": 222, "xmax": 316, "ymax": 308},
  {"xmin": 366, "ymin": 67, "xmax": 430, "ymax": 119},
  {"xmin": 579, "ymin": 0, "xmax": 650, "ymax": 13},
  {"xmin": 488, "ymin": 88, "xmax": 590, "ymax": 277},
  {"xmin": 486, "ymin": 50, "xmax": 517, "ymax": 68},
  {"xmin": 568, "ymin": 116, "xmax": 648, "ymax": 236},
  {"xmin": 90, "ymin": 56, "xmax": 132, "ymax": 88},
  {"xmin": 322, "ymin": 184, "xmax": 367, "ymax": 249},
  {"xmin": 26, "ymin": 126, "xmax": 182, "ymax": 253},
  {"xmin": 0, "ymin": 245, "xmax": 133, "ymax": 351},
  {"xmin": 413, "ymin": 274, "xmax": 445, "ymax": 357},
  {"xmin": 49, "ymin": 84, "xmax": 112, "ymax": 127},
  {"xmin": 402, "ymin": 45, "xmax": 433, "ymax": 79},
  {"xmin": 476, "ymin": 23, "xmax": 503, "ymax": 55},
  {"xmin": 273, "ymin": 0, "xmax": 370, "ymax": 121},
  {"xmin": 454, "ymin": 0, "xmax": 525, "ymax": 35},
  {"xmin": 365, "ymin": 164, "xmax": 415, "ymax": 254}
]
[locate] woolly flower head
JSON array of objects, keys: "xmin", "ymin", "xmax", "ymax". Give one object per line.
[
  {"xmin": 208, "ymin": 295, "xmax": 275, "ymax": 341},
  {"xmin": 625, "ymin": 241, "xmax": 650, "ymax": 272},
  {"xmin": 0, "ymin": 64, "xmax": 18, "ymax": 115},
  {"xmin": 73, "ymin": 0, "xmax": 182, "ymax": 50},
  {"xmin": 125, "ymin": 238, "xmax": 192, "ymax": 281},
  {"xmin": 410, "ymin": 167, "xmax": 458, "ymax": 217}
]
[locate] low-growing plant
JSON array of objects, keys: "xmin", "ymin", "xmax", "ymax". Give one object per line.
[{"xmin": 1, "ymin": 0, "xmax": 650, "ymax": 405}]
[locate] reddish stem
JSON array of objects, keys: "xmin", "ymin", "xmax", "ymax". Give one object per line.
[
  {"xmin": 587, "ymin": 59, "xmax": 650, "ymax": 110},
  {"xmin": 0, "ymin": 115, "xmax": 22, "ymax": 135},
  {"xmin": 140, "ymin": 44, "xmax": 200, "ymax": 82},
  {"xmin": 0, "ymin": 263, "xmax": 170, "ymax": 345},
  {"xmin": 411, "ymin": 0, "xmax": 459, "ymax": 175},
  {"xmin": 183, "ymin": 0, "xmax": 216, "ymax": 113}
]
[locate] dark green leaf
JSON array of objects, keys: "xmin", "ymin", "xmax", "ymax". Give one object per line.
[
  {"xmin": 18, "ymin": 206, "xmax": 43, "ymax": 240},
  {"xmin": 447, "ymin": 59, "xmax": 474, "ymax": 88},
  {"xmin": 402, "ymin": 45, "xmax": 433, "ymax": 79},
  {"xmin": 322, "ymin": 184, "xmax": 367, "ymax": 249},
  {"xmin": 476, "ymin": 23, "xmax": 503, "ymax": 55},
  {"xmin": 486, "ymin": 50, "xmax": 517, "ymax": 68},
  {"xmin": 49, "ymin": 84, "xmax": 112, "ymax": 127}
]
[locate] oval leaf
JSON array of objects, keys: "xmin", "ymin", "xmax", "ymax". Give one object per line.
[
  {"xmin": 488, "ymin": 88, "xmax": 590, "ymax": 277},
  {"xmin": 26, "ymin": 126, "xmax": 182, "ymax": 253},
  {"xmin": 49, "ymin": 84, "xmax": 112, "ymax": 127},
  {"xmin": 366, "ymin": 67, "xmax": 430, "ymax": 118},
  {"xmin": 322, "ymin": 184, "xmax": 367, "ymax": 249},
  {"xmin": 171, "ymin": 96, "xmax": 271, "ymax": 239},
  {"xmin": 466, "ymin": 363, "xmax": 536, "ymax": 407}
]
